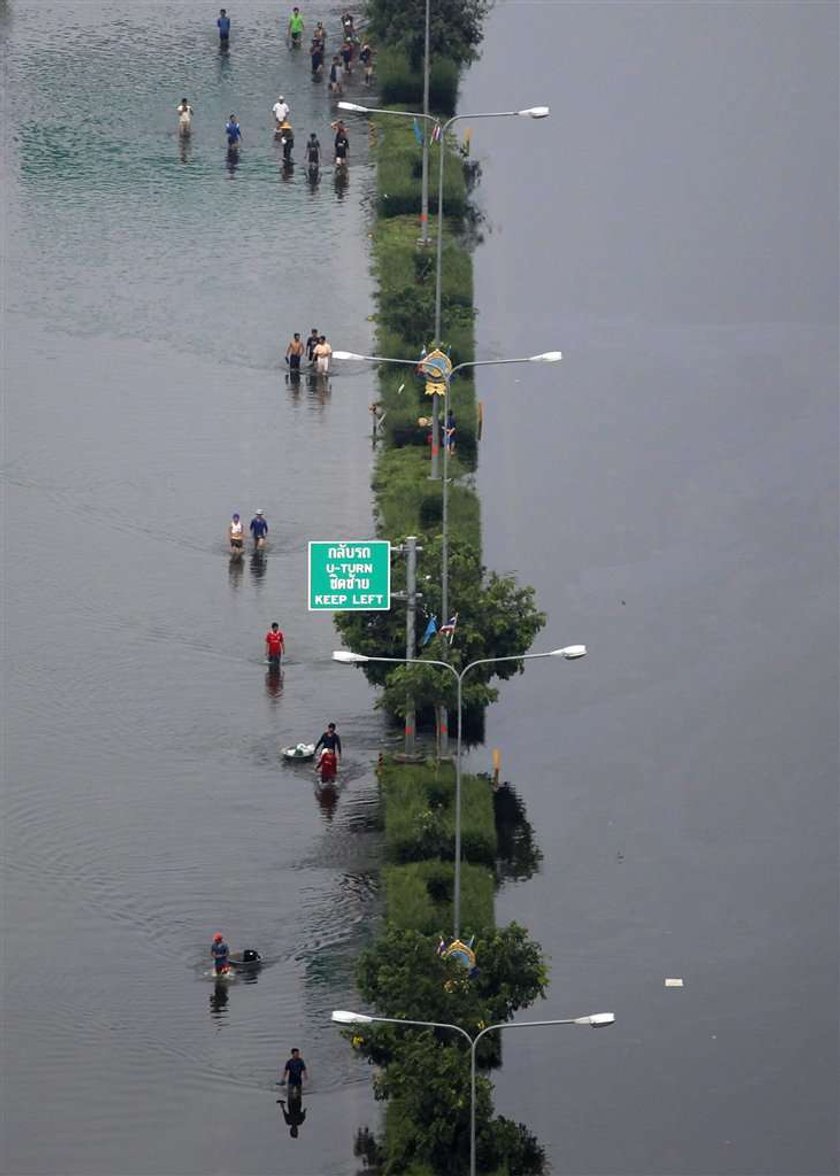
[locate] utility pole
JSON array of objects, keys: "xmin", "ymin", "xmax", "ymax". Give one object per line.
[
  {"xmin": 404, "ymin": 535, "xmax": 418, "ymax": 753},
  {"xmin": 392, "ymin": 537, "xmax": 422, "ymax": 755}
]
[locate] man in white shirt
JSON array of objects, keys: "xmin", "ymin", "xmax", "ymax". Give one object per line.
[{"xmin": 272, "ymin": 96, "xmax": 290, "ymax": 128}]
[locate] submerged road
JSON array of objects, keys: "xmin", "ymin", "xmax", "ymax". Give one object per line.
[{"xmin": 463, "ymin": 3, "xmax": 838, "ymax": 1174}]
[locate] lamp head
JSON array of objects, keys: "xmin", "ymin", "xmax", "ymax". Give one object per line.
[
  {"xmin": 548, "ymin": 645, "xmax": 587, "ymax": 660},
  {"xmin": 519, "ymin": 106, "xmax": 550, "ymax": 119},
  {"xmin": 331, "ymin": 1010, "xmax": 374, "ymax": 1024},
  {"xmin": 337, "ymin": 101, "xmax": 369, "ymax": 114},
  {"xmin": 575, "ymin": 1013, "xmax": 615, "ymax": 1028},
  {"xmin": 332, "ymin": 350, "xmax": 364, "ymax": 361},
  {"xmin": 530, "ymin": 350, "xmax": 563, "ymax": 363},
  {"xmin": 332, "ymin": 650, "xmax": 368, "ymax": 664}
]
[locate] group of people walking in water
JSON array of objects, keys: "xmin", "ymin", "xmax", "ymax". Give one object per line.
[{"xmin": 175, "ymin": 7, "xmax": 371, "ymax": 178}]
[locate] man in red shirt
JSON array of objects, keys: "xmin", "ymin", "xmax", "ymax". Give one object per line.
[{"xmin": 265, "ymin": 622, "xmax": 285, "ymax": 669}]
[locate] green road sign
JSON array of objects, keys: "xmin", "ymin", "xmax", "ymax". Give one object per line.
[{"xmin": 308, "ymin": 540, "xmax": 391, "ymax": 611}]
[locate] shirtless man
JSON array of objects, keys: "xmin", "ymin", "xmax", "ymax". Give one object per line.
[{"xmin": 286, "ymin": 332, "xmax": 305, "ymax": 371}]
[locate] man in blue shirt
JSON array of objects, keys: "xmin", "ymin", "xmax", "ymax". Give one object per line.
[
  {"xmin": 281, "ymin": 1048, "xmax": 308, "ymax": 1093},
  {"xmin": 217, "ymin": 9, "xmax": 231, "ymax": 44},
  {"xmin": 250, "ymin": 509, "xmax": 268, "ymax": 549},
  {"xmin": 211, "ymin": 932, "xmax": 230, "ymax": 975},
  {"xmin": 314, "ymin": 723, "xmax": 342, "ymax": 760},
  {"xmin": 225, "ymin": 115, "xmax": 242, "ymax": 147}
]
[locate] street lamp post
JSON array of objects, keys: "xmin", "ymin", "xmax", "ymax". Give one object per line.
[
  {"xmin": 331, "ymin": 1008, "xmax": 615, "ymax": 1176},
  {"xmin": 420, "ymin": 0, "xmax": 431, "ymax": 244},
  {"xmin": 331, "ymin": 349, "xmax": 563, "ymax": 666},
  {"xmin": 333, "ymin": 644, "xmax": 586, "ymax": 939},
  {"xmin": 337, "ymin": 101, "xmax": 549, "ymax": 479}
]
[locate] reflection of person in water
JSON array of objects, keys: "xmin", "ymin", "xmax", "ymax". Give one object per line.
[
  {"xmin": 209, "ymin": 980, "xmax": 229, "ymax": 1019},
  {"xmin": 277, "ymin": 1089, "xmax": 307, "ymax": 1138}
]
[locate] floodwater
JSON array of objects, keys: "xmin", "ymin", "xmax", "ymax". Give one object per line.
[
  {"xmin": 2, "ymin": 3, "xmax": 387, "ymax": 1173},
  {"xmin": 3, "ymin": 2, "xmax": 838, "ymax": 1176},
  {"xmin": 462, "ymin": 3, "xmax": 839, "ymax": 1175}
]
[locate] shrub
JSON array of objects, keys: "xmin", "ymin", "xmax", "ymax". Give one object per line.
[
  {"xmin": 377, "ymin": 47, "xmax": 460, "ymax": 115},
  {"xmin": 381, "ymin": 759, "xmax": 497, "ymax": 867},
  {"xmin": 384, "ymin": 860, "xmax": 495, "ymax": 933}
]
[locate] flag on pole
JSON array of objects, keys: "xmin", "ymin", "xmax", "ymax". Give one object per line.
[
  {"xmin": 431, "ymin": 123, "xmax": 442, "ymax": 143},
  {"xmin": 438, "ymin": 614, "xmax": 458, "ymax": 642},
  {"xmin": 420, "ymin": 615, "xmax": 438, "ymax": 646},
  {"xmin": 412, "ymin": 118, "xmax": 424, "ymax": 146}
]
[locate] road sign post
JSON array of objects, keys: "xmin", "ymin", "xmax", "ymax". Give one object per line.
[{"xmin": 308, "ymin": 541, "xmax": 391, "ymax": 611}]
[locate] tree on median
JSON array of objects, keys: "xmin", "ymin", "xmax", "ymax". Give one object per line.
[{"xmin": 366, "ymin": 0, "xmax": 492, "ymax": 70}]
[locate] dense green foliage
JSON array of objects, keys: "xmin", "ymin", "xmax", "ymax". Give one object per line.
[
  {"xmin": 354, "ymin": 925, "xmax": 548, "ymax": 1058},
  {"xmin": 366, "ymin": 0, "xmax": 492, "ymax": 70},
  {"xmin": 384, "ymin": 860, "xmax": 495, "ymax": 933},
  {"xmin": 376, "ymin": 47, "xmax": 460, "ymax": 115},
  {"xmin": 381, "ymin": 759, "xmax": 497, "ymax": 867},
  {"xmin": 335, "ymin": 539, "xmax": 546, "ymax": 722}
]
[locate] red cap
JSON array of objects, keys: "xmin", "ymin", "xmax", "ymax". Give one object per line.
[{"xmin": 213, "ymin": 932, "xmax": 223, "ymax": 941}]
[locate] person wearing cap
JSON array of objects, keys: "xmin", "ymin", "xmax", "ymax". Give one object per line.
[
  {"xmin": 272, "ymin": 96, "xmax": 290, "ymax": 128},
  {"xmin": 211, "ymin": 932, "xmax": 230, "ymax": 975},
  {"xmin": 250, "ymin": 509, "xmax": 269, "ymax": 549},
  {"xmin": 228, "ymin": 512, "xmax": 244, "ymax": 555}
]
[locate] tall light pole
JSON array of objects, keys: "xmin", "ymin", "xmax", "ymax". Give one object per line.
[
  {"xmin": 331, "ymin": 1008, "xmax": 615, "ymax": 1176},
  {"xmin": 420, "ymin": 0, "xmax": 431, "ymax": 244},
  {"xmin": 331, "ymin": 349, "xmax": 563, "ymax": 654},
  {"xmin": 333, "ymin": 645, "xmax": 586, "ymax": 939},
  {"xmin": 337, "ymin": 101, "xmax": 549, "ymax": 480}
]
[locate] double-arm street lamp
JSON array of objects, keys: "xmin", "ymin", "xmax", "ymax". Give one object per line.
[
  {"xmin": 333, "ymin": 645, "xmax": 586, "ymax": 940},
  {"xmin": 332, "ymin": 1007, "xmax": 615, "ymax": 1176},
  {"xmin": 337, "ymin": 100, "xmax": 550, "ymax": 478},
  {"xmin": 331, "ymin": 350, "xmax": 563, "ymax": 660}
]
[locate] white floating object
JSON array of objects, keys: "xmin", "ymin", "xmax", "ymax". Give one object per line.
[{"xmin": 664, "ymin": 977, "xmax": 684, "ymax": 987}]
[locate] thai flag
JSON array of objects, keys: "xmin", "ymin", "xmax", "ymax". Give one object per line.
[
  {"xmin": 431, "ymin": 123, "xmax": 442, "ymax": 143},
  {"xmin": 438, "ymin": 614, "xmax": 458, "ymax": 641}
]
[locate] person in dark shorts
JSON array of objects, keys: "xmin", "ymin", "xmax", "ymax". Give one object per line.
[
  {"xmin": 281, "ymin": 1047, "xmax": 308, "ymax": 1093},
  {"xmin": 250, "ymin": 509, "xmax": 269, "ymax": 549},
  {"xmin": 228, "ymin": 513, "xmax": 244, "ymax": 554},
  {"xmin": 286, "ymin": 333, "xmax": 305, "ymax": 370},
  {"xmin": 306, "ymin": 327, "xmax": 320, "ymax": 364},
  {"xmin": 217, "ymin": 8, "xmax": 231, "ymax": 44},
  {"xmin": 225, "ymin": 114, "xmax": 242, "ymax": 147},
  {"xmin": 334, "ymin": 125, "xmax": 349, "ymax": 167}
]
